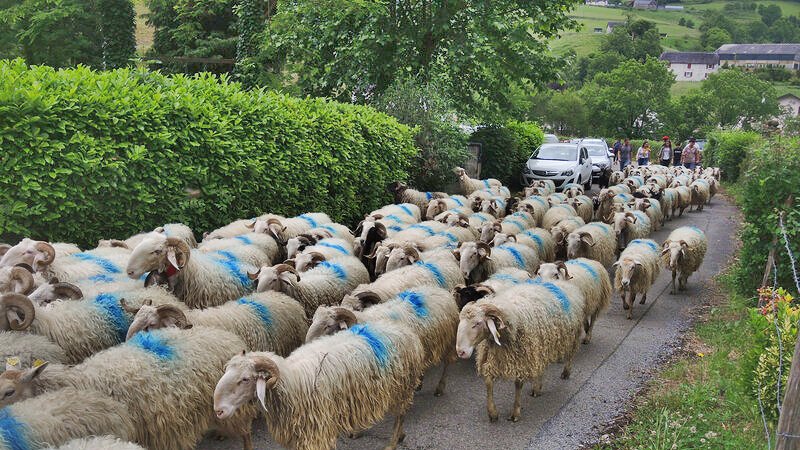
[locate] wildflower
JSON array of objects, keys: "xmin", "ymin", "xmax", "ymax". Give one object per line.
[
  {"xmin": 705, "ymin": 431, "xmax": 718, "ymax": 438},
  {"xmin": 697, "ymin": 352, "xmax": 704, "ymax": 357},
  {"xmin": 690, "ymin": 426, "xmax": 697, "ymax": 433}
]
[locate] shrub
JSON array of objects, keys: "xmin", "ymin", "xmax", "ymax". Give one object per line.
[
  {"xmin": 0, "ymin": 60, "xmax": 416, "ymax": 248},
  {"xmin": 705, "ymin": 130, "xmax": 762, "ymax": 181},
  {"xmin": 469, "ymin": 126, "xmax": 521, "ymax": 187},
  {"xmin": 506, "ymin": 121, "xmax": 545, "ymax": 158}
]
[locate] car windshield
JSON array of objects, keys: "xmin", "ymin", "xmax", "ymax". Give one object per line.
[
  {"xmin": 531, "ymin": 144, "xmax": 577, "ymax": 161},
  {"xmin": 585, "ymin": 144, "xmax": 607, "ymax": 157}
]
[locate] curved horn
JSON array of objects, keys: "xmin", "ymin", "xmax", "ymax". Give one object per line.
[
  {"xmin": 1, "ymin": 293, "xmax": 35, "ymax": 330},
  {"xmin": 403, "ymin": 245, "xmax": 420, "ymax": 261},
  {"xmin": 165, "ymin": 237, "xmax": 191, "ymax": 269},
  {"xmin": 34, "ymin": 242, "xmax": 56, "ymax": 267},
  {"xmin": 119, "ymin": 298, "xmax": 142, "ymax": 314},
  {"xmin": 9, "ymin": 267, "xmax": 34, "ymax": 295},
  {"xmin": 107, "ymin": 239, "xmax": 129, "ymax": 249},
  {"xmin": 0, "ymin": 244, "xmax": 10, "ymax": 257},
  {"xmin": 274, "ymin": 264, "xmax": 300, "ymax": 282},
  {"xmin": 355, "ymin": 291, "xmax": 382, "ymax": 309},
  {"xmin": 555, "ymin": 261, "xmax": 573, "ymax": 280},
  {"xmin": 476, "ymin": 242, "xmax": 493, "ymax": 256},
  {"xmin": 247, "ymin": 268, "xmax": 261, "ymax": 280},
  {"xmin": 14, "ymin": 263, "xmax": 34, "ymax": 273},
  {"xmin": 332, "ymin": 307, "xmax": 358, "ymax": 329},
  {"xmin": 156, "ymin": 304, "xmax": 192, "ymax": 329},
  {"xmin": 51, "ymin": 282, "xmax": 83, "ymax": 300},
  {"xmin": 251, "ymin": 354, "xmax": 280, "ymax": 390}
]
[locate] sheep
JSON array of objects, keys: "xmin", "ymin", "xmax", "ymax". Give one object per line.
[
  {"xmin": 595, "ymin": 189, "xmax": 617, "ymax": 223},
  {"xmin": 465, "ymin": 212, "xmax": 498, "ymax": 230},
  {"xmin": 535, "ymin": 258, "xmax": 611, "ymax": 343},
  {"xmin": 455, "ymin": 241, "xmax": 539, "ymax": 284},
  {"xmin": 253, "ymin": 257, "xmax": 369, "ymax": 318},
  {"xmin": 659, "ymin": 187, "xmax": 677, "ymax": 221},
  {"xmin": 549, "ymin": 217, "xmax": 586, "ymax": 260},
  {"xmin": 493, "ymin": 228, "xmax": 556, "ymax": 263},
  {"xmin": 0, "ymin": 388, "xmax": 136, "ymax": 450},
  {"xmin": 547, "ymin": 193, "xmax": 568, "ymax": 206},
  {"xmin": 662, "ymin": 226, "xmax": 708, "ymax": 294},
  {"xmin": 0, "ymin": 287, "xmax": 179, "ymax": 363},
  {"xmin": 451, "ymin": 268, "xmax": 533, "ymax": 311},
  {"xmin": 703, "ymin": 176, "xmax": 718, "ymax": 202},
  {"xmin": 100, "ymin": 223, "xmax": 197, "ymax": 250},
  {"xmin": 516, "ymin": 196, "xmax": 550, "ymax": 226},
  {"xmin": 478, "ymin": 196, "xmax": 508, "ymax": 219},
  {"xmin": 0, "ymin": 332, "xmax": 67, "ymax": 369},
  {"xmin": 689, "ymin": 179, "xmax": 710, "ymax": 211},
  {"xmin": 456, "ymin": 281, "xmax": 584, "ymax": 422},
  {"xmin": 124, "ymin": 290, "xmax": 307, "ymax": 356},
  {"xmin": 126, "ymin": 234, "xmax": 258, "ymax": 309},
  {"xmin": 292, "ymin": 238, "xmax": 355, "ymax": 271},
  {"xmin": 27, "ymin": 278, "xmax": 84, "ymax": 306},
  {"xmin": 562, "ymin": 183, "xmax": 584, "ymax": 198},
  {"xmin": 542, "ymin": 204, "xmax": 578, "ymax": 230},
  {"xmin": 612, "ymin": 239, "xmax": 661, "ymax": 319},
  {"xmin": 566, "ymin": 195, "xmax": 593, "ymax": 223},
  {"xmin": 0, "ymin": 266, "xmax": 35, "ymax": 295},
  {"xmin": 285, "ymin": 223, "xmax": 355, "ymax": 260},
  {"xmin": 453, "ymin": 166, "xmax": 502, "ymax": 195},
  {"xmin": 647, "ymin": 175, "xmax": 668, "ymax": 190},
  {"xmin": 365, "ymin": 203, "xmax": 422, "ymax": 224},
  {"xmin": 387, "ymin": 181, "xmax": 447, "ymax": 212},
  {"xmin": 213, "ymin": 322, "xmax": 424, "ymax": 450},
  {"xmin": 307, "ymin": 285, "xmax": 458, "ymax": 396},
  {"xmin": 389, "ymin": 221, "xmax": 450, "ymax": 244},
  {"xmin": 197, "ymin": 232, "xmax": 280, "ymax": 267},
  {"xmin": 0, "ymin": 240, "xmax": 81, "ymax": 269},
  {"xmin": 610, "ymin": 210, "xmax": 651, "ymax": 251},
  {"xmin": 609, "ymin": 171, "xmax": 625, "ymax": 186},
  {"xmin": 565, "ymin": 222, "xmax": 617, "ymax": 267},
  {"xmin": 46, "ymin": 436, "xmax": 145, "ymax": 450},
  {"xmin": 252, "ymin": 213, "xmax": 333, "ymax": 245},
  {"xmin": 628, "ymin": 197, "xmax": 664, "ymax": 230},
  {"xmin": 673, "ymin": 185, "xmax": 692, "ymax": 216},
  {"xmin": 417, "ymin": 226, "xmax": 479, "ymax": 252},
  {"xmin": 425, "ymin": 196, "xmax": 471, "ymax": 220},
  {"xmin": 203, "ymin": 213, "xmax": 284, "ymax": 240},
  {"xmin": 478, "ymin": 215, "xmax": 532, "ymax": 244},
  {"xmin": 525, "ymin": 180, "xmax": 556, "ymax": 196},
  {"xmin": 0, "ymin": 240, "xmax": 129, "ymax": 284}
]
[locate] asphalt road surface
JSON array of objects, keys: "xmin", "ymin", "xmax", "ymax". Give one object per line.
[{"xmin": 198, "ymin": 194, "xmax": 739, "ymax": 450}]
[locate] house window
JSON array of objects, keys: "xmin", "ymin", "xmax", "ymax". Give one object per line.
[
  {"xmin": 687, "ymin": 63, "xmax": 692, "ymax": 68},
  {"xmin": 704, "ymin": 73, "xmax": 709, "ymax": 79},
  {"xmin": 707, "ymin": 64, "xmax": 715, "ymax": 69},
  {"xmin": 684, "ymin": 72, "xmax": 693, "ymax": 78}
]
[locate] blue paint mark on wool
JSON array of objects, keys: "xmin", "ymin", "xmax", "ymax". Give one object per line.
[
  {"xmin": 633, "ymin": 211, "xmax": 648, "ymax": 222},
  {"xmin": 319, "ymin": 225, "xmax": 338, "ymax": 235},
  {"xmin": 234, "ymin": 235, "xmax": 253, "ymax": 245},
  {"xmin": 587, "ymin": 222, "xmax": 611, "ymax": 233},
  {"xmin": 398, "ymin": 204, "xmax": 415, "ymax": 216},
  {"xmin": 317, "ymin": 241, "xmax": 350, "ymax": 255},
  {"xmin": 409, "ymin": 224, "xmax": 436, "ymax": 236},
  {"xmin": 211, "ymin": 251, "xmax": 251, "ymax": 287},
  {"xmin": 630, "ymin": 239, "xmax": 658, "ymax": 252},
  {"xmin": 521, "ymin": 231, "xmax": 544, "ymax": 251},
  {"xmin": 383, "ymin": 214, "xmax": 403, "ymax": 224},
  {"xmin": 451, "ymin": 197, "xmax": 464, "ymax": 207},
  {"xmin": 94, "ymin": 293, "xmax": 129, "ymax": 343},
  {"xmin": 687, "ymin": 226, "xmax": 705, "ymax": 235},
  {"xmin": 298, "ymin": 214, "xmax": 318, "ymax": 228},
  {"xmin": 397, "ymin": 290, "xmax": 428, "ymax": 318},
  {"xmin": 238, "ymin": 298, "xmax": 273, "ymax": 328},
  {"xmin": 539, "ymin": 282, "xmax": 570, "ymax": 312},
  {"xmin": 319, "ymin": 261, "xmax": 347, "ymax": 280},
  {"xmin": 0, "ymin": 409, "xmax": 30, "ymax": 450},
  {"xmin": 129, "ymin": 331, "xmax": 174, "ymax": 360},
  {"xmin": 388, "ymin": 225, "xmax": 403, "ymax": 232},
  {"xmin": 489, "ymin": 273, "xmax": 522, "ymax": 284},
  {"xmin": 349, "ymin": 324, "xmax": 390, "ymax": 369},
  {"xmin": 415, "ymin": 261, "xmax": 446, "ymax": 287},
  {"xmin": 503, "ymin": 218, "xmax": 526, "ymax": 232},
  {"xmin": 498, "ymin": 245, "xmax": 526, "ymax": 269},
  {"xmin": 566, "ymin": 260, "xmax": 599, "ymax": 281},
  {"xmin": 529, "ymin": 196, "xmax": 547, "ymax": 206},
  {"xmin": 424, "ymin": 192, "xmax": 433, "ymax": 200},
  {"xmin": 439, "ymin": 232, "xmax": 459, "ymax": 243},
  {"xmin": 72, "ymin": 252, "xmax": 120, "ymax": 274},
  {"xmin": 483, "ymin": 180, "xmax": 491, "ymax": 188},
  {"xmin": 89, "ymin": 273, "xmax": 116, "ymax": 283}
]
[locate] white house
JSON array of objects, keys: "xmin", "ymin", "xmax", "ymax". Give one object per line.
[
  {"xmin": 779, "ymin": 93, "xmax": 800, "ymax": 117},
  {"xmin": 659, "ymin": 52, "xmax": 720, "ymax": 81},
  {"xmin": 606, "ymin": 21, "xmax": 626, "ymax": 33}
]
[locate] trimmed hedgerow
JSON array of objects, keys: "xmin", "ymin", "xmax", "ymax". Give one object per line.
[{"xmin": 0, "ymin": 59, "xmax": 416, "ymax": 248}]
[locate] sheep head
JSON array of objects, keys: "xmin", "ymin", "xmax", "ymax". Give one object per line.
[
  {"xmin": 368, "ymin": 242, "xmax": 396, "ymax": 277},
  {"xmin": 566, "ymin": 231, "xmax": 595, "ymax": 260},
  {"xmin": 214, "ymin": 351, "xmax": 281, "ymax": 420},
  {"xmin": 286, "ymin": 234, "xmax": 317, "ymax": 259},
  {"xmin": 456, "ymin": 303, "xmax": 506, "ymax": 359},
  {"xmin": 340, "ymin": 290, "xmax": 382, "ymax": 312},
  {"xmin": 385, "ymin": 245, "xmax": 419, "ymax": 273},
  {"xmin": 251, "ymin": 218, "xmax": 287, "ymax": 244},
  {"xmin": 479, "ymin": 222, "xmax": 501, "ymax": 244},
  {"xmin": 490, "ymin": 233, "xmax": 514, "ymax": 248},
  {"xmin": 28, "ymin": 280, "xmax": 82, "ymax": 306},
  {"xmin": 252, "ymin": 264, "xmax": 299, "ymax": 294},
  {"xmin": 127, "ymin": 235, "xmax": 190, "ymax": 279},
  {"xmin": 0, "ymin": 239, "xmax": 55, "ymax": 272},
  {"xmin": 662, "ymin": 239, "xmax": 688, "ymax": 270},
  {"xmin": 452, "ymin": 284, "xmax": 494, "ymax": 312},
  {"xmin": 613, "ymin": 256, "xmax": 643, "ymax": 288},
  {"xmin": 456, "ymin": 242, "xmax": 491, "ymax": 279},
  {"xmin": 0, "ymin": 361, "xmax": 49, "ymax": 408},
  {"xmin": 294, "ymin": 251, "xmax": 326, "ymax": 272},
  {"xmin": 126, "ymin": 302, "xmax": 191, "ymax": 340},
  {"xmin": 452, "ymin": 166, "xmax": 467, "ymax": 180},
  {"xmin": 0, "ymin": 293, "xmax": 35, "ymax": 331},
  {"xmin": 305, "ymin": 306, "xmax": 358, "ymax": 342},
  {"xmin": 425, "ymin": 199, "xmax": 448, "ymax": 220},
  {"xmin": 536, "ymin": 261, "xmax": 572, "ymax": 281}
]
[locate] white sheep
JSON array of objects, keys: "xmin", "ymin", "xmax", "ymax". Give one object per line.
[
  {"xmin": 659, "ymin": 187, "xmax": 677, "ymax": 221},
  {"xmin": 673, "ymin": 185, "xmax": 692, "ymax": 216},
  {"xmin": 213, "ymin": 322, "xmax": 423, "ymax": 450},
  {"xmin": 101, "ymin": 223, "xmax": 197, "ymax": 250},
  {"xmin": 526, "ymin": 180, "xmax": 556, "ymax": 196},
  {"xmin": 703, "ymin": 176, "xmax": 718, "ymax": 202},
  {"xmin": 565, "ymin": 222, "xmax": 617, "ymax": 267},
  {"xmin": 46, "ymin": 436, "xmax": 146, "ymax": 450},
  {"xmin": 307, "ymin": 285, "xmax": 458, "ymax": 396},
  {"xmin": 493, "ymin": 227, "xmax": 556, "ymax": 263},
  {"xmin": 197, "ymin": 232, "xmax": 280, "ymax": 266},
  {"xmin": 609, "ymin": 171, "xmax": 625, "ymax": 186},
  {"xmin": 203, "ymin": 213, "xmax": 284, "ymax": 240},
  {"xmin": 549, "ymin": 216, "xmax": 586, "ymax": 260},
  {"xmin": 479, "ymin": 196, "xmax": 507, "ymax": 219},
  {"xmin": 425, "ymin": 196, "xmax": 471, "ymax": 220},
  {"xmin": 516, "ymin": 196, "xmax": 550, "ymax": 226},
  {"xmin": 455, "ymin": 241, "xmax": 539, "ymax": 283},
  {"xmin": 613, "ymin": 239, "xmax": 661, "ymax": 319},
  {"xmin": 542, "ymin": 204, "xmax": 578, "ymax": 230},
  {"xmin": 456, "ymin": 281, "xmax": 584, "ymax": 422},
  {"xmin": 0, "ymin": 240, "xmax": 129, "ymax": 285},
  {"xmin": 453, "ymin": 166, "xmax": 502, "ymax": 195},
  {"xmin": 547, "ymin": 192, "xmax": 568, "ymax": 206},
  {"xmin": 566, "ymin": 195, "xmax": 593, "ymax": 223},
  {"xmin": 252, "ymin": 212, "xmax": 333, "ymax": 244},
  {"xmin": 610, "ymin": 210, "xmax": 651, "ymax": 251},
  {"xmin": 689, "ymin": 179, "xmax": 710, "ymax": 211},
  {"xmin": 387, "ymin": 181, "xmax": 448, "ymax": 213},
  {"xmin": 254, "ymin": 257, "xmax": 369, "ymax": 318},
  {"xmin": 628, "ymin": 197, "xmax": 664, "ymax": 230},
  {"xmin": 662, "ymin": 226, "xmax": 708, "ymax": 294},
  {"xmin": 292, "ymin": 238, "xmax": 355, "ymax": 271},
  {"xmin": 366, "ymin": 203, "xmax": 422, "ymax": 224},
  {"xmin": 562, "ymin": 183, "xmax": 584, "ymax": 198}
]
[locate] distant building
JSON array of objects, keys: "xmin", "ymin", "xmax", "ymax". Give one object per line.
[
  {"xmin": 606, "ymin": 21, "xmax": 626, "ymax": 33},
  {"xmin": 593, "ymin": 27, "xmax": 604, "ymax": 33},
  {"xmin": 585, "ymin": 0, "xmax": 609, "ymax": 5},
  {"xmin": 663, "ymin": 5, "xmax": 684, "ymax": 10},
  {"xmin": 660, "ymin": 52, "xmax": 720, "ymax": 81},
  {"xmin": 632, "ymin": 0, "xmax": 657, "ymax": 9},
  {"xmin": 779, "ymin": 93, "xmax": 800, "ymax": 116},
  {"xmin": 717, "ymin": 44, "xmax": 800, "ymax": 71}
]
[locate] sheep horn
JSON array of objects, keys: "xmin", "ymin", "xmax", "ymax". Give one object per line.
[
  {"xmin": 251, "ymin": 354, "xmax": 280, "ymax": 390},
  {"xmin": 34, "ymin": 242, "xmax": 55, "ymax": 267},
  {"xmin": 107, "ymin": 239, "xmax": 129, "ymax": 249},
  {"xmin": 332, "ymin": 307, "xmax": 358, "ymax": 329},
  {"xmin": 155, "ymin": 304, "xmax": 192, "ymax": 329},
  {"xmin": 476, "ymin": 242, "xmax": 492, "ymax": 255},
  {"xmin": 119, "ymin": 298, "xmax": 141, "ymax": 314},
  {"xmin": 153, "ymin": 226, "xmax": 166, "ymax": 233},
  {"xmin": 403, "ymin": 245, "xmax": 419, "ymax": 260},
  {"xmin": 307, "ymin": 252, "xmax": 326, "ymax": 268},
  {"xmin": 555, "ymin": 261, "xmax": 573, "ymax": 280},
  {"xmin": 0, "ymin": 244, "xmax": 10, "ymax": 257},
  {"xmin": 247, "ymin": 268, "xmax": 262, "ymax": 280},
  {"xmin": 1, "ymin": 293, "xmax": 35, "ymax": 331},
  {"xmin": 354, "ymin": 291, "xmax": 382, "ymax": 308},
  {"xmin": 51, "ymin": 282, "xmax": 83, "ymax": 300},
  {"xmin": 274, "ymin": 264, "xmax": 300, "ymax": 282},
  {"xmin": 244, "ymin": 220, "xmax": 256, "ymax": 230},
  {"xmin": 165, "ymin": 237, "xmax": 190, "ymax": 269},
  {"xmin": 9, "ymin": 267, "xmax": 34, "ymax": 295},
  {"xmin": 14, "ymin": 263, "xmax": 34, "ymax": 273}
]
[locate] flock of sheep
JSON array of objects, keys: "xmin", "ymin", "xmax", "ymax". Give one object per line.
[{"xmin": 0, "ymin": 164, "xmax": 718, "ymax": 450}]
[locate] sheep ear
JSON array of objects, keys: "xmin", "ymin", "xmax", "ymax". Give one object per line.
[
  {"xmin": 633, "ymin": 259, "xmax": 643, "ymax": 267},
  {"xmin": 486, "ymin": 318, "xmax": 503, "ymax": 346},
  {"xmin": 166, "ymin": 248, "xmax": 181, "ymax": 271},
  {"xmin": 452, "ymin": 249, "xmax": 461, "ymax": 260}
]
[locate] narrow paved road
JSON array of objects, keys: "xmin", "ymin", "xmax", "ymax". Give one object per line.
[{"xmin": 198, "ymin": 194, "xmax": 739, "ymax": 450}]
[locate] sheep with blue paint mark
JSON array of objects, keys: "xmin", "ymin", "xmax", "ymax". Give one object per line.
[
  {"xmin": 562, "ymin": 183, "xmax": 584, "ymax": 198},
  {"xmin": 549, "ymin": 217, "xmax": 586, "ymax": 260},
  {"xmin": 628, "ymin": 197, "xmax": 664, "ymax": 230},
  {"xmin": 456, "ymin": 281, "xmax": 585, "ymax": 422},
  {"xmin": 478, "ymin": 196, "xmax": 507, "ymax": 219},
  {"xmin": 425, "ymin": 196, "xmax": 471, "ymax": 220},
  {"xmin": 547, "ymin": 193, "xmax": 568, "ymax": 206},
  {"xmin": 387, "ymin": 181, "xmax": 448, "ymax": 214},
  {"xmin": 566, "ymin": 222, "xmax": 617, "ymax": 267},
  {"xmin": 453, "ymin": 167, "xmax": 502, "ymax": 195},
  {"xmin": 365, "ymin": 204, "xmax": 422, "ymax": 225},
  {"xmin": 126, "ymin": 234, "xmax": 259, "ymax": 309},
  {"xmin": 307, "ymin": 285, "xmax": 458, "ymax": 396},
  {"xmin": 0, "ymin": 239, "xmax": 81, "ymax": 271},
  {"xmin": 0, "ymin": 387, "xmax": 136, "ymax": 450},
  {"xmin": 662, "ymin": 226, "xmax": 707, "ymax": 295},
  {"xmin": 516, "ymin": 196, "xmax": 550, "ymax": 227},
  {"xmin": 566, "ymin": 195, "xmax": 594, "ymax": 223},
  {"xmin": 47, "ymin": 436, "xmax": 146, "ymax": 450},
  {"xmin": 254, "ymin": 256, "xmax": 369, "ymax": 318},
  {"xmin": 214, "ymin": 320, "xmax": 424, "ymax": 450},
  {"xmin": 99, "ymin": 223, "xmax": 197, "ymax": 251},
  {"xmin": 251, "ymin": 212, "xmax": 332, "ymax": 245},
  {"xmin": 536, "ymin": 258, "xmax": 611, "ymax": 343},
  {"xmin": 454, "ymin": 241, "xmax": 539, "ymax": 284},
  {"xmin": 203, "ymin": 213, "xmax": 284, "ymax": 240},
  {"xmin": 452, "ymin": 268, "xmax": 533, "ymax": 311},
  {"xmin": 416, "ymin": 226, "xmax": 480, "ymax": 253},
  {"xmin": 613, "ymin": 239, "xmax": 661, "ymax": 319},
  {"xmin": 491, "ymin": 227, "xmax": 556, "ymax": 263},
  {"xmin": 1, "ymin": 240, "xmax": 129, "ymax": 286},
  {"xmin": 610, "ymin": 210, "xmax": 652, "ymax": 251},
  {"xmin": 542, "ymin": 203, "xmax": 578, "ymax": 230},
  {"xmin": 525, "ymin": 180, "xmax": 556, "ymax": 196},
  {"xmin": 197, "ymin": 233, "xmax": 280, "ymax": 266},
  {"xmin": 291, "ymin": 238, "xmax": 355, "ymax": 272},
  {"xmin": 285, "ymin": 224, "xmax": 355, "ymax": 260}
]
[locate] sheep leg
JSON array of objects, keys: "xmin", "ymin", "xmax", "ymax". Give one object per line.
[
  {"xmin": 583, "ymin": 311, "xmax": 599, "ymax": 345},
  {"xmin": 626, "ymin": 291, "xmax": 635, "ymax": 320},
  {"xmin": 485, "ymin": 376, "xmax": 498, "ymax": 422},
  {"xmin": 509, "ymin": 379, "xmax": 524, "ymax": 422},
  {"xmin": 640, "ymin": 291, "xmax": 647, "ymax": 305},
  {"xmin": 621, "ymin": 289, "xmax": 629, "ymax": 310},
  {"xmin": 434, "ymin": 361, "xmax": 450, "ymax": 397},
  {"xmin": 670, "ymin": 270, "xmax": 677, "ymax": 295},
  {"xmin": 384, "ymin": 415, "xmax": 406, "ymax": 450},
  {"xmin": 415, "ymin": 374, "xmax": 424, "ymax": 391},
  {"xmin": 561, "ymin": 328, "xmax": 581, "ymax": 379},
  {"xmin": 530, "ymin": 375, "xmax": 543, "ymax": 397},
  {"xmin": 242, "ymin": 432, "xmax": 253, "ymax": 450}
]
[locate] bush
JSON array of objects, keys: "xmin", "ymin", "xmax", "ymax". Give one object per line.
[
  {"xmin": 0, "ymin": 60, "xmax": 416, "ymax": 248},
  {"xmin": 705, "ymin": 130, "xmax": 762, "ymax": 181},
  {"xmin": 506, "ymin": 121, "xmax": 545, "ymax": 158},
  {"xmin": 469, "ymin": 126, "xmax": 520, "ymax": 188}
]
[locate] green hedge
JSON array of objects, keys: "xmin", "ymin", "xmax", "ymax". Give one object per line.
[
  {"xmin": 0, "ymin": 59, "xmax": 416, "ymax": 247},
  {"xmin": 471, "ymin": 121, "xmax": 543, "ymax": 187},
  {"xmin": 705, "ymin": 130, "xmax": 762, "ymax": 182}
]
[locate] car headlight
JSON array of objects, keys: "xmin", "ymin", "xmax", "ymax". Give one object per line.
[{"xmin": 561, "ymin": 170, "xmax": 573, "ymax": 176}]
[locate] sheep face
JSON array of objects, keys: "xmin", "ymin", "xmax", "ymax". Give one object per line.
[
  {"xmin": 490, "ymin": 233, "xmax": 513, "ymax": 248},
  {"xmin": 662, "ymin": 241, "xmax": 688, "ymax": 271},
  {"xmin": 566, "ymin": 232, "xmax": 594, "ymax": 260},
  {"xmin": 613, "ymin": 257, "xmax": 642, "ymax": 288},
  {"xmin": 454, "ymin": 243, "xmax": 491, "ymax": 279},
  {"xmin": 286, "ymin": 235, "xmax": 317, "ymax": 259},
  {"xmin": 479, "ymin": 222, "xmax": 500, "ymax": 244},
  {"xmin": 0, "ymin": 239, "xmax": 54, "ymax": 271},
  {"xmin": 425, "ymin": 200, "xmax": 447, "ymax": 220},
  {"xmin": 305, "ymin": 306, "xmax": 357, "ymax": 343},
  {"xmin": 385, "ymin": 246, "xmax": 418, "ymax": 273},
  {"xmin": 0, "ymin": 363, "xmax": 48, "ymax": 408},
  {"xmin": 294, "ymin": 251, "xmax": 325, "ymax": 272},
  {"xmin": 215, "ymin": 353, "xmax": 278, "ymax": 420},
  {"xmin": 126, "ymin": 235, "xmax": 189, "ymax": 279},
  {"xmin": 612, "ymin": 212, "xmax": 636, "ymax": 250},
  {"xmin": 456, "ymin": 303, "xmax": 505, "ymax": 359},
  {"xmin": 252, "ymin": 219, "xmax": 287, "ymax": 243},
  {"xmin": 536, "ymin": 263, "xmax": 561, "ymax": 281},
  {"xmin": 254, "ymin": 265, "xmax": 299, "ymax": 294},
  {"xmin": 27, "ymin": 280, "xmax": 82, "ymax": 306},
  {"xmin": 371, "ymin": 243, "xmax": 395, "ymax": 276}
]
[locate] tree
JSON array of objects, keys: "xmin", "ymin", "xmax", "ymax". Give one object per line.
[
  {"xmin": 581, "ymin": 57, "xmax": 675, "ymax": 137},
  {"xmin": 542, "ymin": 90, "xmax": 588, "ymax": 136},
  {"xmin": 599, "ymin": 19, "xmax": 662, "ymax": 62},
  {"xmin": 700, "ymin": 69, "xmax": 779, "ymax": 128},
  {"xmin": 98, "ymin": 0, "xmax": 136, "ymax": 68},
  {"xmin": 702, "ymin": 27, "xmax": 732, "ymax": 51},
  {"xmin": 769, "ymin": 18, "xmax": 800, "ymax": 43},
  {"xmin": 573, "ymin": 52, "xmax": 623, "ymax": 85},
  {"xmin": 685, "ymin": 19, "xmax": 694, "ymax": 29},
  {"xmin": 664, "ymin": 90, "xmax": 713, "ymax": 143},
  {"xmin": 758, "ymin": 4, "xmax": 782, "ymax": 27},
  {"xmin": 262, "ymin": 0, "xmax": 579, "ymax": 120}
]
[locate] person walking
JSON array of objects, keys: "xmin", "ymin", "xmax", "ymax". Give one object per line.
[
  {"xmin": 620, "ymin": 138, "xmax": 632, "ymax": 171},
  {"xmin": 673, "ymin": 139, "xmax": 683, "ymax": 166},
  {"xmin": 681, "ymin": 137, "xmax": 700, "ymax": 170},
  {"xmin": 637, "ymin": 141, "xmax": 651, "ymax": 166},
  {"xmin": 612, "ymin": 138, "xmax": 622, "ymax": 166},
  {"xmin": 659, "ymin": 136, "xmax": 672, "ymax": 166}
]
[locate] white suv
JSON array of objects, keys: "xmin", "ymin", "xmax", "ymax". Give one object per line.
[{"xmin": 522, "ymin": 143, "xmax": 593, "ymax": 191}]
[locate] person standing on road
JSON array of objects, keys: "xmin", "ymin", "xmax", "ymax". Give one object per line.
[
  {"xmin": 612, "ymin": 138, "xmax": 622, "ymax": 166},
  {"xmin": 636, "ymin": 141, "xmax": 651, "ymax": 166},
  {"xmin": 681, "ymin": 137, "xmax": 700, "ymax": 170},
  {"xmin": 673, "ymin": 139, "xmax": 683, "ymax": 166},
  {"xmin": 620, "ymin": 138, "xmax": 632, "ymax": 170},
  {"xmin": 660, "ymin": 136, "xmax": 672, "ymax": 166}
]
